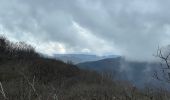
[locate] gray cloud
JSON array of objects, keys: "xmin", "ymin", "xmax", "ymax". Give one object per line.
[{"xmin": 0, "ymin": 0, "xmax": 170, "ymax": 61}]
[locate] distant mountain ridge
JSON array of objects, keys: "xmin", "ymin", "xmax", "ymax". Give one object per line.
[
  {"xmin": 54, "ymin": 54, "xmax": 119, "ymax": 64},
  {"xmin": 77, "ymin": 57, "xmax": 164, "ymax": 88},
  {"xmin": 54, "ymin": 54, "xmax": 169, "ymax": 88},
  {"xmin": 77, "ymin": 57, "xmax": 122, "ymax": 72}
]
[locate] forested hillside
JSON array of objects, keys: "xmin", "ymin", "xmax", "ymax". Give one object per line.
[{"xmin": 0, "ymin": 36, "xmax": 170, "ymax": 100}]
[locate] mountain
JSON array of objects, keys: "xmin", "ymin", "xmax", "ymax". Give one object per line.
[
  {"xmin": 77, "ymin": 58, "xmax": 163, "ymax": 88},
  {"xmin": 54, "ymin": 54, "xmax": 119, "ymax": 64},
  {"xmin": 77, "ymin": 57, "xmax": 122, "ymax": 72},
  {"xmin": 0, "ymin": 36, "xmax": 128, "ymax": 99}
]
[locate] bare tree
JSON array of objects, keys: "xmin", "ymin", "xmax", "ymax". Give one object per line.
[
  {"xmin": 19, "ymin": 71, "xmax": 42, "ymax": 100},
  {"xmin": 154, "ymin": 46, "xmax": 170, "ymax": 83}
]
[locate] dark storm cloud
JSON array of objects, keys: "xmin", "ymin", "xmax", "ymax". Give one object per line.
[{"xmin": 0, "ymin": 0, "xmax": 170, "ymax": 60}]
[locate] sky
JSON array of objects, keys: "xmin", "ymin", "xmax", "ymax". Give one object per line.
[{"xmin": 0, "ymin": 0, "xmax": 170, "ymax": 61}]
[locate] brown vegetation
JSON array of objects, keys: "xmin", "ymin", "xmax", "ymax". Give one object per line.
[{"xmin": 0, "ymin": 36, "xmax": 170, "ymax": 100}]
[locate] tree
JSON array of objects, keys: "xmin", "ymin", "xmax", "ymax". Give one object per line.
[{"xmin": 154, "ymin": 46, "xmax": 170, "ymax": 83}]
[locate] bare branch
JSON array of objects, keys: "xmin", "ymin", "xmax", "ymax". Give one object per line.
[
  {"xmin": 155, "ymin": 46, "xmax": 170, "ymax": 83},
  {"xmin": 0, "ymin": 82, "xmax": 7, "ymax": 100},
  {"xmin": 19, "ymin": 72, "xmax": 41, "ymax": 100}
]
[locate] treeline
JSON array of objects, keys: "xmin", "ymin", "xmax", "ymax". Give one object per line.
[{"xmin": 0, "ymin": 36, "xmax": 39, "ymax": 60}]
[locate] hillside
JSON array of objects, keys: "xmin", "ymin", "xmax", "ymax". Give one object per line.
[{"xmin": 0, "ymin": 36, "xmax": 170, "ymax": 100}]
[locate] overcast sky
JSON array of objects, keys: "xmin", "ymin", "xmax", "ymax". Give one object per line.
[{"xmin": 0, "ymin": 0, "xmax": 170, "ymax": 61}]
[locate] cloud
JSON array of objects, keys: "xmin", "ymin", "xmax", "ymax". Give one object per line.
[{"xmin": 0, "ymin": 0, "xmax": 170, "ymax": 61}]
